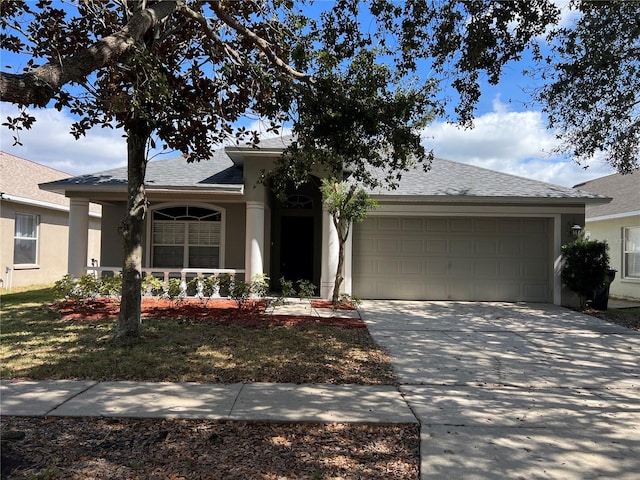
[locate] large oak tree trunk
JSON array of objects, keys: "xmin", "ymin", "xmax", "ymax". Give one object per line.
[{"xmin": 114, "ymin": 120, "xmax": 151, "ymax": 340}]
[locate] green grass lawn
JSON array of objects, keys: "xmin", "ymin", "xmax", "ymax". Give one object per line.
[{"xmin": 0, "ymin": 286, "xmax": 395, "ymax": 384}]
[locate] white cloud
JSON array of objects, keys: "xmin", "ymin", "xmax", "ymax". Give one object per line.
[
  {"xmin": 0, "ymin": 105, "xmax": 127, "ymax": 175},
  {"xmin": 422, "ymin": 97, "xmax": 615, "ymax": 187}
]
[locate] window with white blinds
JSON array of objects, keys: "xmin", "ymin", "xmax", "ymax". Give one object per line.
[
  {"xmin": 151, "ymin": 207, "xmax": 221, "ymax": 268},
  {"xmin": 13, "ymin": 213, "xmax": 39, "ymax": 265},
  {"xmin": 624, "ymin": 226, "xmax": 640, "ymax": 279}
]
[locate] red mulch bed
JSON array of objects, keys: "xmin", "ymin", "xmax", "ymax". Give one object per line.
[
  {"xmin": 310, "ymin": 299, "xmax": 358, "ymax": 310},
  {"xmin": 51, "ymin": 298, "xmax": 366, "ymax": 329}
]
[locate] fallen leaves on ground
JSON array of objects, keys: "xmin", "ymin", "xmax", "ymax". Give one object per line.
[{"xmin": 1, "ymin": 417, "xmax": 419, "ymax": 480}]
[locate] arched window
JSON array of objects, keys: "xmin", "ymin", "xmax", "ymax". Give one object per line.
[
  {"xmin": 283, "ymin": 194, "xmax": 313, "ymax": 209},
  {"xmin": 152, "ymin": 206, "xmax": 221, "ymax": 268}
]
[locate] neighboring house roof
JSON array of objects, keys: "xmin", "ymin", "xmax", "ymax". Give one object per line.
[
  {"xmin": 1, "ymin": 151, "xmax": 101, "ymax": 215},
  {"xmin": 574, "ymin": 170, "xmax": 640, "ymax": 220},
  {"xmin": 39, "ymin": 139, "xmax": 607, "ymax": 205}
]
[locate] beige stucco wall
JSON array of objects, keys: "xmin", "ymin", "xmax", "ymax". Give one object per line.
[
  {"xmin": 585, "ymin": 215, "xmax": 640, "ymax": 301},
  {"xmin": 0, "ymin": 201, "xmax": 100, "ymax": 289},
  {"xmin": 99, "ymin": 203, "xmax": 126, "ymax": 268}
]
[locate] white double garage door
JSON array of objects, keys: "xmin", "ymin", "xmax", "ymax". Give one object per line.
[{"xmin": 352, "ymin": 216, "xmax": 552, "ymax": 302}]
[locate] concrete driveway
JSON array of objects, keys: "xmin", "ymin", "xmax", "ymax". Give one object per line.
[{"xmin": 360, "ymin": 301, "xmax": 640, "ymax": 480}]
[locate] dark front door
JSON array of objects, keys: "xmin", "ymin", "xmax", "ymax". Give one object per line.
[{"xmin": 280, "ymin": 215, "xmax": 314, "ymax": 285}]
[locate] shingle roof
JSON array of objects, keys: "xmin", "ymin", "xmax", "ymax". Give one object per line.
[
  {"xmin": 41, "ymin": 149, "xmax": 243, "ymax": 191},
  {"xmin": 574, "ymin": 170, "xmax": 640, "ymax": 219},
  {"xmin": 368, "ymin": 157, "xmax": 606, "ymax": 201},
  {"xmin": 39, "ymin": 139, "xmax": 607, "ymax": 203}
]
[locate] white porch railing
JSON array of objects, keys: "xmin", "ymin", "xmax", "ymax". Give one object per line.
[
  {"xmin": 85, "ymin": 266, "xmax": 246, "ymax": 298},
  {"xmin": 85, "ymin": 266, "xmax": 245, "ymax": 284}
]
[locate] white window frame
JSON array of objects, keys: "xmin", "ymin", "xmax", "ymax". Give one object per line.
[
  {"xmin": 146, "ymin": 203, "xmax": 226, "ymax": 269},
  {"xmin": 623, "ymin": 226, "xmax": 640, "ymax": 280},
  {"xmin": 13, "ymin": 213, "xmax": 39, "ymax": 266}
]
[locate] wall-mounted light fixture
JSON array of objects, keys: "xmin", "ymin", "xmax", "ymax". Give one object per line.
[{"xmin": 570, "ymin": 223, "xmax": 583, "ymax": 239}]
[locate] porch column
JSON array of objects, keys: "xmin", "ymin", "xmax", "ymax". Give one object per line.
[
  {"xmin": 245, "ymin": 201, "xmax": 265, "ymax": 282},
  {"xmin": 343, "ymin": 222, "xmax": 353, "ymax": 295},
  {"xmin": 68, "ymin": 197, "xmax": 90, "ymax": 277},
  {"xmin": 553, "ymin": 215, "xmax": 562, "ymax": 305},
  {"xmin": 320, "ymin": 207, "xmax": 339, "ymax": 299}
]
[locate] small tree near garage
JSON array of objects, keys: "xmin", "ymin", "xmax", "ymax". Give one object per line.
[{"xmin": 320, "ymin": 178, "xmax": 377, "ymax": 305}]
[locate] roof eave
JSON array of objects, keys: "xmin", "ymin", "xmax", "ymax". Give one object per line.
[
  {"xmin": 225, "ymin": 146, "xmax": 285, "ymax": 167},
  {"xmin": 40, "ymin": 183, "xmax": 245, "ymax": 196},
  {"xmin": 372, "ymin": 194, "xmax": 611, "ymax": 205}
]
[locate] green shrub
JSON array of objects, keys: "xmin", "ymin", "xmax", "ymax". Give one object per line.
[
  {"xmin": 562, "ymin": 238, "xmax": 610, "ymax": 309},
  {"xmin": 164, "ymin": 278, "xmax": 186, "ymax": 305},
  {"xmin": 297, "ymin": 279, "xmax": 316, "ymax": 300},
  {"xmin": 54, "ymin": 274, "xmax": 82, "ymax": 301},
  {"xmin": 229, "ymin": 279, "xmax": 252, "ymax": 309},
  {"xmin": 98, "ymin": 274, "xmax": 122, "ymax": 298},
  {"xmin": 218, "ymin": 273, "xmax": 232, "ymax": 297},
  {"xmin": 142, "ymin": 275, "xmax": 164, "ymax": 297},
  {"xmin": 54, "ymin": 274, "xmax": 103, "ymax": 302},
  {"xmin": 250, "ymin": 274, "xmax": 270, "ymax": 299}
]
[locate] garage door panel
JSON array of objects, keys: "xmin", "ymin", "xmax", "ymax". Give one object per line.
[
  {"xmin": 378, "ymin": 217, "xmax": 401, "ymax": 230},
  {"xmin": 450, "ymin": 259, "xmax": 474, "ymax": 277},
  {"xmin": 475, "ymin": 238, "xmax": 498, "ymax": 255},
  {"xmin": 498, "ymin": 261, "xmax": 522, "ymax": 277},
  {"xmin": 401, "ymin": 260, "xmax": 423, "ymax": 274},
  {"xmin": 425, "ymin": 281, "xmax": 447, "ymax": 298},
  {"xmin": 353, "ymin": 216, "xmax": 551, "ymax": 302},
  {"xmin": 498, "ymin": 240, "xmax": 522, "ymax": 256},
  {"xmin": 426, "ymin": 259, "xmax": 448, "ymax": 275},
  {"xmin": 523, "ymin": 261, "xmax": 548, "ymax": 278},
  {"xmin": 523, "ymin": 283, "xmax": 548, "ymax": 300},
  {"xmin": 426, "ymin": 239, "xmax": 448, "ymax": 255},
  {"xmin": 401, "ymin": 217, "xmax": 425, "ymax": 231},
  {"xmin": 451, "ymin": 239, "xmax": 473, "ymax": 255},
  {"xmin": 402, "ymin": 239, "xmax": 423, "ymax": 254},
  {"xmin": 377, "ymin": 238, "xmax": 400, "ymax": 254},
  {"xmin": 475, "ymin": 260, "xmax": 499, "ymax": 277},
  {"xmin": 426, "ymin": 218, "xmax": 448, "ymax": 232},
  {"xmin": 450, "ymin": 218, "xmax": 473, "ymax": 233},
  {"xmin": 476, "ymin": 218, "xmax": 497, "ymax": 233}
]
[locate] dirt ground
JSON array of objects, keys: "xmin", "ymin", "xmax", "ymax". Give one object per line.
[{"xmin": 1, "ymin": 417, "xmax": 419, "ymax": 479}]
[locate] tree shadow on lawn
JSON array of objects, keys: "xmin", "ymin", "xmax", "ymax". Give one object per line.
[{"xmin": 1, "ymin": 301, "xmax": 394, "ymax": 385}]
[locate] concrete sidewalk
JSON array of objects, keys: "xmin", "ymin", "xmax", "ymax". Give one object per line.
[{"xmin": 0, "ymin": 380, "xmax": 416, "ymax": 424}]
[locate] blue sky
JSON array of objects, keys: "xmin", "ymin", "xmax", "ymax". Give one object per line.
[{"xmin": 0, "ymin": 1, "xmax": 617, "ymax": 187}]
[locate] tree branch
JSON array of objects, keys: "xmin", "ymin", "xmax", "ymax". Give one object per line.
[
  {"xmin": 0, "ymin": 0, "xmax": 179, "ymax": 107},
  {"xmin": 208, "ymin": 0, "xmax": 312, "ymax": 82}
]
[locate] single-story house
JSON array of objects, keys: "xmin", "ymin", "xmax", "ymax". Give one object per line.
[
  {"xmin": 40, "ymin": 136, "xmax": 609, "ymax": 306},
  {"xmin": 0, "ymin": 152, "xmax": 101, "ymax": 289},
  {"xmin": 574, "ymin": 170, "xmax": 640, "ymax": 301}
]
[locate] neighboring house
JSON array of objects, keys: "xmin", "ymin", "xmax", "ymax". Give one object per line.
[
  {"xmin": 40, "ymin": 136, "xmax": 609, "ymax": 306},
  {"xmin": 574, "ymin": 170, "xmax": 640, "ymax": 301},
  {"xmin": 0, "ymin": 152, "xmax": 102, "ymax": 289}
]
